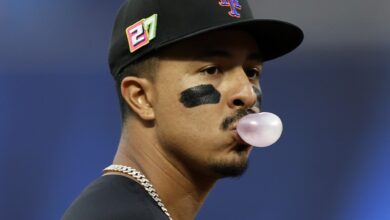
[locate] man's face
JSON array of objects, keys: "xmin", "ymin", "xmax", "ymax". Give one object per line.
[{"xmin": 151, "ymin": 29, "xmax": 262, "ymax": 178}]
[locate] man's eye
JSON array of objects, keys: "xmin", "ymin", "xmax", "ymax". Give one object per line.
[
  {"xmin": 201, "ymin": 66, "xmax": 221, "ymax": 75},
  {"xmin": 245, "ymin": 68, "xmax": 260, "ymax": 80}
]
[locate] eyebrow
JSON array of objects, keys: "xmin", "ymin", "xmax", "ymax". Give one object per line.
[{"xmin": 194, "ymin": 49, "xmax": 263, "ymax": 63}]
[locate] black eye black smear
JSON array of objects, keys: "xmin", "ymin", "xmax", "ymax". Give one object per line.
[
  {"xmin": 253, "ymin": 86, "xmax": 262, "ymax": 109},
  {"xmin": 180, "ymin": 84, "xmax": 221, "ymax": 108}
]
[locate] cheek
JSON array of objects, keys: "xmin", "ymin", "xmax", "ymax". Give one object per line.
[
  {"xmin": 179, "ymin": 84, "xmax": 221, "ymax": 108},
  {"xmin": 155, "ymin": 83, "xmax": 222, "ymax": 132},
  {"xmin": 154, "ymin": 84, "xmax": 225, "ymax": 154}
]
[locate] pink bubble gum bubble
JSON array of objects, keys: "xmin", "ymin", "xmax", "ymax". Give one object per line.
[{"xmin": 236, "ymin": 112, "xmax": 283, "ymax": 147}]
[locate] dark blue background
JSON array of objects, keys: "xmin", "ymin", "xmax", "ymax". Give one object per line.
[{"xmin": 1, "ymin": 1, "xmax": 389, "ymax": 219}]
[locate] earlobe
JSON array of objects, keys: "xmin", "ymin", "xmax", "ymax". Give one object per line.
[{"xmin": 121, "ymin": 76, "xmax": 155, "ymax": 120}]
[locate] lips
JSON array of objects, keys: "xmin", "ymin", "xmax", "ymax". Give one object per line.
[
  {"xmin": 232, "ymin": 130, "xmax": 252, "ymax": 151},
  {"xmin": 232, "ymin": 128, "xmax": 248, "ymax": 145},
  {"xmin": 222, "ymin": 108, "xmax": 258, "ymax": 148}
]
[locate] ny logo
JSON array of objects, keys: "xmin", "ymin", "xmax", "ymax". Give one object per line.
[{"xmin": 219, "ymin": 0, "xmax": 242, "ymax": 18}]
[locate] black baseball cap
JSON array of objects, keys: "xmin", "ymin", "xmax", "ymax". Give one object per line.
[{"xmin": 109, "ymin": 0, "xmax": 304, "ymax": 79}]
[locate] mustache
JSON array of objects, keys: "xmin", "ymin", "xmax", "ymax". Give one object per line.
[{"xmin": 221, "ymin": 108, "xmax": 255, "ymax": 130}]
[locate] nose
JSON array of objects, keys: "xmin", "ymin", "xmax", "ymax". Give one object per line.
[{"xmin": 227, "ymin": 69, "xmax": 258, "ymax": 110}]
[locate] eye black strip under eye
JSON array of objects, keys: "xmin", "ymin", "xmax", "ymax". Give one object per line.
[
  {"xmin": 180, "ymin": 84, "xmax": 221, "ymax": 108},
  {"xmin": 253, "ymin": 86, "xmax": 262, "ymax": 108}
]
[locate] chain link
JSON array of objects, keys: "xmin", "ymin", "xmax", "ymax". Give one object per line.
[{"xmin": 103, "ymin": 164, "xmax": 173, "ymax": 220}]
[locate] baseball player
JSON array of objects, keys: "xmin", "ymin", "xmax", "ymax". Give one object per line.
[{"xmin": 62, "ymin": 0, "xmax": 303, "ymax": 219}]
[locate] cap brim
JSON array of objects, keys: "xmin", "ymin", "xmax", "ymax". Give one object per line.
[{"xmin": 159, "ymin": 19, "xmax": 304, "ymax": 61}]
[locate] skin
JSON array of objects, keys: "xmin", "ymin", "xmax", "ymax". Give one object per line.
[{"xmin": 110, "ymin": 29, "xmax": 263, "ymax": 220}]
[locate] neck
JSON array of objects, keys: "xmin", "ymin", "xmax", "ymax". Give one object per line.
[{"xmin": 112, "ymin": 120, "xmax": 217, "ymax": 220}]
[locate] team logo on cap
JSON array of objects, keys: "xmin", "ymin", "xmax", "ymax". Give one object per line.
[
  {"xmin": 126, "ymin": 14, "xmax": 158, "ymax": 53},
  {"xmin": 219, "ymin": 0, "xmax": 242, "ymax": 18}
]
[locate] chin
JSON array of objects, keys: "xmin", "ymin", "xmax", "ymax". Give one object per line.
[
  {"xmin": 210, "ymin": 145, "xmax": 251, "ymax": 178},
  {"xmin": 211, "ymin": 158, "xmax": 249, "ymax": 177}
]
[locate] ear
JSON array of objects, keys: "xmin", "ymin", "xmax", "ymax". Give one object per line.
[{"xmin": 121, "ymin": 76, "xmax": 155, "ymax": 120}]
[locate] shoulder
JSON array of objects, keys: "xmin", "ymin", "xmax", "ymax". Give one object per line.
[{"xmin": 62, "ymin": 175, "xmax": 167, "ymax": 220}]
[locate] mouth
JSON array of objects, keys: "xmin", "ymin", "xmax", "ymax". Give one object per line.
[
  {"xmin": 231, "ymin": 128, "xmax": 250, "ymax": 146},
  {"xmin": 221, "ymin": 108, "xmax": 257, "ymax": 131},
  {"xmin": 222, "ymin": 108, "xmax": 258, "ymax": 150}
]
